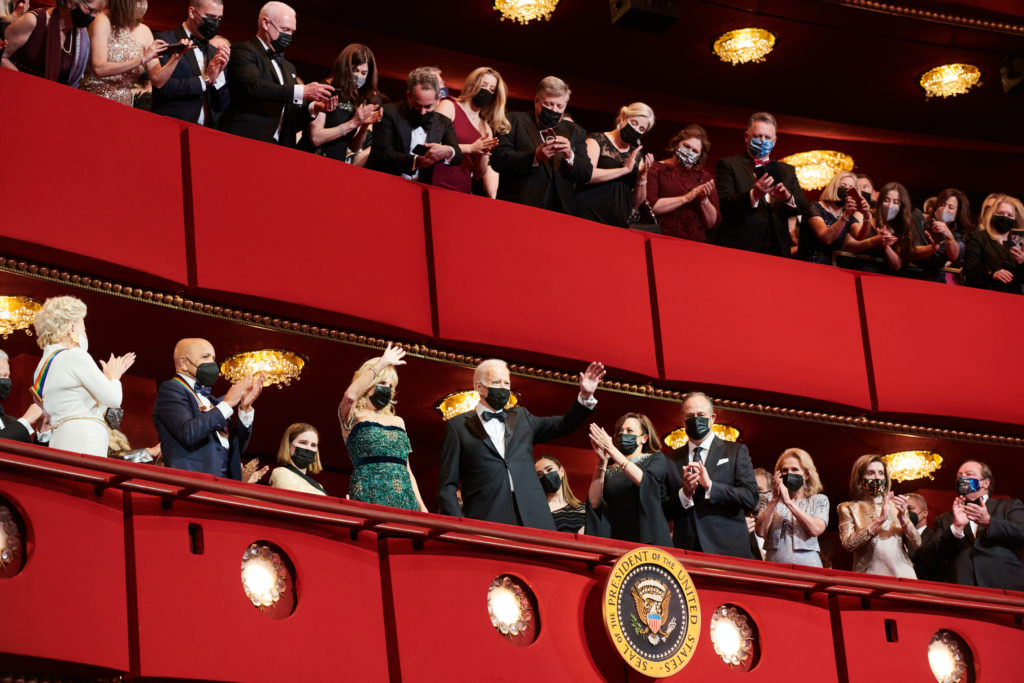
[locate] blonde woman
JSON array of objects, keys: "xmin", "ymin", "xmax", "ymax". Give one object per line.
[
  {"xmin": 338, "ymin": 344, "xmax": 426, "ymax": 512},
  {"xmin": 755, "ymin": 448, "xmax": 828, "ymax": 567},
  {"xmin": 31, "ymin": 296, "xmax": 135, "ymax": 457},
  {"xmin": 838, "ymin": 454, "xmax": 920, "ymax": 578},
  {"xmin": 433, "ymin": 66, "xmax": 510, "ymax": 197},
  {"xmin": 269, "ymin": 422, "xmax": 326, "ymax": 496},
  {"xmin": 963, "ymin": 193, "xmax": 1024, "ymax": 293},
  {"xmin": 798, "ymin": 170, "xmax": 872, "ymax": 264},
  {"xmin": 574, "ymin": 102, "xmax": 656, "ymax": 228}
]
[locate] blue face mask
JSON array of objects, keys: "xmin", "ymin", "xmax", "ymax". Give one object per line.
[
  {"xmin": 748, "ymin": 137, "xmax": 774, "ymax": 159},
  {"xmin": 956, "ymin": 476, "xmax": 981, "ymax": 496},
  {"xmin": 354, "ymin": 75, "xmax": 367, "ymax": 89}
]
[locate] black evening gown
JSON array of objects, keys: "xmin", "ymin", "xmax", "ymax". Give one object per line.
[{"xmin": 586, "ymin": 452, "xmax": 672, "ymax": 547}]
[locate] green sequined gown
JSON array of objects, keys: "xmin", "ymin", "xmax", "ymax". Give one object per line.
[{"xmin": 346, "ymin": 421, "xmax": 419, "ymax": 511}]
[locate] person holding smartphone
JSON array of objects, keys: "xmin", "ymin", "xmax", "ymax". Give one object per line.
[
  {"xmin": 963, "ymin": 193, "xmax": 1024, "ymax": 294},
  {"xmin": 798, "ymin": 170, "xmax": 872, "ymax": 265}
]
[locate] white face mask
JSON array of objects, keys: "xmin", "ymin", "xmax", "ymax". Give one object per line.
[
  {"xmin": 676, "ymin": 146, "xmax": 699, "ymax": 168},
  {"xmin": 886, "ymin": 204, "xmax": 899, "ymax": 222},
  {"xmin": 73, "ymin": 323, "xmax": 89, "ymax": 352},
  {"xmin": 940, "ymin": 209, "xmax": 956, "ymax": 224}
]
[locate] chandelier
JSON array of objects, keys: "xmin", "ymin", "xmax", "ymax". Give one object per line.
[
  {"xmin": 0, "ymin": 295, "xmax": 41, "ymax": 339},
  {"xmin": 494, "ymin": 0, "xmax": 559, "ymax": 25},
  {"xmin": 920, "ymin": 63, "xmax": 981, "ymax": 98},
  {"xmin": 220, "ymin": 349, "xmax": 306, "ymax": 388},
  {"xmin": 779, "ymin": 150, "xmax": 855, "ymax": 191},
  {"xmin": 713, "ymin": 28, "xmax": 776, "ymax": 65},
  {"xmin": 663, "ymin": 424, "xmax": 740, "ymax": 450},
  {"xmin": 435, "ymin": 390, "xmax": 520, "ymax": 420},
  {"xmin": 882, "ymin": 450, "xmax": 942, "ymax": 483}
]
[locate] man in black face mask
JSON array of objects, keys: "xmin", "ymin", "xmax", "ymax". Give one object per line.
[
  {"xmin": 220, "ymin": 1, "xmax": 334, "ymax": 146},
  {"xmin": 491, "ymin": 75, "xmax": 593, "ymax": 214},
  {"xmin": 2, "ymin": 0, "xmax": 105, "ymax": 86},
  {"xmin": 367, "ymin": 66, "xmax": 462, "ymax": 183},
  {"xmin": 438, "ymin": 358, "xmax": 605, "ymax": 530},
  {"xmin": 151, "ymin": 0, "xmax": 231, "ymax": 127},
  {"xmin": 662, "ymin": 391, "xmax": 758, "ymax": 558},
  {"xmin": 0, "ymin": 349, "xmax": 45, "ymax": 443},
  {"xmin": 153, "ymin": 338, "xmax": 266, "ymax": 481}
]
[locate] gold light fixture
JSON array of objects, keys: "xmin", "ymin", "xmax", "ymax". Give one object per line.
[
  {"xmin": 779, "ymin": 151, "xmax": 855, "ymax": 191},
  {"xmin": 713, "ymin": 28, "xmax": 776, "ymax": 65},
  {"xmin": 663, "ymin": 424, "xmax": 740, "ymax": 450},
  {"xmin": 0, "ymin": 295, "xmax": 41, "ymax": 339},
  {"xmin": 709, "ymin": 604, "xmax": 759, "ymax": 671},
  {"xmin": 0, "ymin": 504, "xmax": 22, "ymax": 569},
  {"xmin": 928, "ymin": 629, "xmax": 973, "ymax": 683},
  {"xmin": 883, "ymin": 450, "xmax": 942, "ymax": 483},
  {"xmin": 920, "ymin": 63, "xmax": 981, "ymax": 99},
  {"xmin": 435, "ymin": 390, "xmax": 520, "ymax": 420},
  {"xmin": 487, "ymin": 575, "xmax": 533, "ymax": 636},
  {"xmin": 240, "ymin": 543, "xmax": 288, "ymax": 608},
  {"xmin": 494, "ymin": 0, "xmax": 559, "ymax": 25},
  {"xmin": 220, "ymin": 349, "xmax": 306, "ymax": 388}
]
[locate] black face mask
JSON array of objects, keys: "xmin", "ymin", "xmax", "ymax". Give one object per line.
[
  {"xmin": 619, "ymin": 123, "xmax": 642, "ymax": 146},
  {"xmin": 537, "ymin": 105, "xmax": 562, "ymax": 129},
  {"xmin": 105, "ymin": 407, "xmax": 124, "ymax": 431},
  {"xmin": 539, "ymin": 470, "xmax": 561, "ymax": 495},
  {"xmin": 472, "ymin": 88, "xmax": 496, "ymax": 109},
  {"xmin": 191, "ymin": 360, "xmax": 220, "ymax": 388},
  {"xmin": 618, "ymin": 433, "xmax": 639, "ymax": 454},
  {"xmin": 291, "ymin": 446, "xmax": 316, "ymax": 470},
  {"xmin": 483, "ymin": 386, "xmax": 510, "ymax": 411},
  {"xmin": 409, "ymin": 109, "xmax": 434, "ymax": 130},
  {"xmin": 196, "ymin": 14, "xmax": 220, "ymax": 40},
  {"xmin": 863, "ymin": 478, "xmax": 886, "ymax": 497},
  {"xmin": 70, "ymin": 7, "xmax": 95, "ymax": 28},
  {"xmin": 782, "ymin": 473, "xmax": 804, "ymax": 494},
  {"xmin": 0, "ymin": 377, "xmax": 11, "ymax": 401},
  {"xmin": 684, "ymin": 416, "xmax": 711, "ymax": 441},
  {"xmin": 991, "ymin": 215, "xmax": 1017, "ymax": 234},
  {"xmin": 907, "ymin": 511, "xmax": 920, "ymax": 527},
  {"xmin": 369, "ymin": 384, "xmax": 392, "ymax": 410},
  {"xmin": 269, "ymin": 25, "xmax": 292, "ymax": 52}
]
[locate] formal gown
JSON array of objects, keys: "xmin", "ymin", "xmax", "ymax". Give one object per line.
[
  {"xmin": 34, "ymin": 344, "xmax": 122, "ymax": 457},
  {"xmin": 838, "ymin": 498, "xmax": 921, "ymax": 578},
  {"xmin": 270, "ymin": 465, "xmax": 327, "ymax": 496},
  {"xmin": 799, "ymin": 202, "xmax": 854, "ymax": 265},
  {"xmin": 345, "ymin": 421, "xmax": 418, "ymax": 511},
  {"xmin": 586, "ymin": 452, "xmax": 673, "ymax": 546},
  {"xmin": 551, "ymin": 503, "xmax": 586, "ymax": 534},
  {"xmin": 573, "ymin": 132, "xmax": 636, "ymax": 228},
  {"xmin": 431, "ymin": 97, "xmax": 480, "ymax": 193},
  {"xmin": 762, "ymin": 493, "xmax": 829, "ymax": 567},
  {"xmin": 645, "ymin": 161, "xmax": 719, "ymax": 240},
  {"xmin": 301, "ymin": 98, "xmax": 357, "ymax": 161},
  {"xmin": 79, "ymin": 26, "xmax": 144, "ymax": 106}
]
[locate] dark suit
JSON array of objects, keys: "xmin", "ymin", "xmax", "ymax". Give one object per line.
[
  {"xmin": 916, "ymin": 497, "xmax": 1024, "ymax": 591},
  {"xmin": 153, "ymin": 378, "xmax": 252, "ymax": 480},
  {"xmin": 151, "ymin": 25, "xmax": 229, "ymax": 126},
  {"xmin": 367, "ymin": 101, "xmax": 463, "ymax": 184},
  {"xmin": 0, "ymin": 410, "xmax": 31, "ymax": 443},
  {"xmin": 220, "ymin": 37, "xmax": 309, "ymax": 146},
  {"xmin": 663, "ymin": 438, "xmax": 758, "ymax": 558},
  {"xmin": 491, "ymin": 111, "xmax": 592, "ymax": 214},
  {"xmin": 438, "ymin": 400, "xmax": 593, "ymax": 530},
  {"xmin": 714, "ymin": 154, "xmax": 809, "ymax": 255},
  {"xmin": 910, "ymin": 525, "xmax": 943, "ymax": 582}
]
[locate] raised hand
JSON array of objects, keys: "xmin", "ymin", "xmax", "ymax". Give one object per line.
[
  {"xmin": 588, "ymin": 423, "xmax": 615, "ymax": 455},
  {"xmin": 240, "ymin": 373, "xmax": 264, "ymax": 412},
  {"xmin": 892, "ymin": 494, "xmax": 910, "ymax": 524},
  {"xmin": 681, "ymin": 464, "xmax": 701, "ymax": 497},
  {"xmin": 774, "ymin": 471, "xmax": 790, "ymax": 504},
  {"xmin": 951, "ymin": 496, "xmax": 969, "ymax": 531},
  {"xmin": 303, "ymin": 82, "xmax": 334, "ymax": 103},
  {"xmin": 470, "ymin": 134, "xmax": 499, "ymax": 155},
  {"xmin": 242, "ymin": 458, "xmax": 269, "ymax": 484},
  {"xmin": 143, "ymin": 39, "xmax": 169, "ymax": 63},
  {"xmin": 380, "ymin": 343, "xmax": 407, "ymax": 368},
  {"xmin": 963, "ymin": 500, "xmax": 990, "ymax": 528},
  {"xmin": 579, "ymin": 361, "xmax": 606, "ymax": 400},
  {"xmin": 624, "ymin": 146, "xmax": 643, "ymax": 173},
  {"xmin": 223, "ymin": 375, "xmax": 252, "ymax": 408},
  {"xmin": 100, "ymin": 352, "xmax": 137, "ymax": 381}
]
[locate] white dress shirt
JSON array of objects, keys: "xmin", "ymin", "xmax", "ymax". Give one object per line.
[
  {"xmin": 678, "ymin": 431, "xmax": 717, "ymax": 509},
  {"xmin": 183, "ymin": 24, "xmax": 226, "ymax": 126},
  {"xmin": 175, "ymin": 373, "xmax": 253, "ymax": 449}
]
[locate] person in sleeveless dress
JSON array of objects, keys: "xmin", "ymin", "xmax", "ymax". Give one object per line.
[
  {"xmin": 338, "ymin": 344, "xmax": 427, "ymax": 512},
  {"xmin": 305, "ymin": 43, "xmax": 383, "ymax": 163}
]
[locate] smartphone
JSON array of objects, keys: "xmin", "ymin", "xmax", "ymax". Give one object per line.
[
  {"xmin": 540, "ymin": 127, "xmax": 557, "ymax": 143},
  {"xmin": 753, "ymin": 160, "xmax": 779, "ymax": 182},
  {"xmin": 1009, "ymin": 228, "xmax": 1024, "ymax": 249},
  {"xmin": 162, "ymin": 43, "xmax": 191, "ymax": 55},
  {"xmin": 412, "ymin": 144, "xmax": 429, "ymax": 155}
]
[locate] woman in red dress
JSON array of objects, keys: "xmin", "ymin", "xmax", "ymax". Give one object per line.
[{"xmin": 646, "ymin": 124, "xmax": 720, "ymax": 241}]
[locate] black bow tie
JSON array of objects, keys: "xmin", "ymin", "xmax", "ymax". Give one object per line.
[
  {"xmin": 482, "ymin": 410, "xmax": 506, "ymax": 423},
  {"xmin": 266, "ymin": 48, "xmax": 284, "ymax": 64},
  {"xmin": 193, "ymin": 38, "xmax": 210, "ymax": 53},
  {"xmin": 195, "ymin": 384, "xmax": 213, "ymax": 398}
]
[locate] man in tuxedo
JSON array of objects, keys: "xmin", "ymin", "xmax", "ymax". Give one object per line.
[
  {"xmin": 220, "ymin": 1, "xmax": 333, "ymax": 146},
  {"xmin": 906, "ymin": 492, "xmax": 943, "ymax": 582},
  {"xmin": 438, "ymin": 358, "xmax": 605, "ymax": 530},
  {"xmin": 714, "ymin": 112, "xmax": 809, "ymax": 256},
  {"xmin": 367, "ymin": 67, "xmax": 462, "ymax": 183},
  {"xmin": 663, "ymin": 392, "xmax": 758, "ymax": 558},
  {"xmin": 153, "ymin": 338, "xmax": 264, "ymax": 480},
  {"xmin": 490, "ymin": 76, "xmax": 592, "ymax": 214},
  {"xmin": 151, "ymin": 0, "xmax": 230, "ymax": 127},
  {"xmin": 0, "ymin": 350, "xmax": 43, "ymax": 443},
  {"xmin": 917, "ymin": 461, "xmax": 1024, "ymax": 590}
]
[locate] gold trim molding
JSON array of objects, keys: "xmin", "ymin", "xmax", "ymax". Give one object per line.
[{"xmin": 833, "ymin": 0, "xmax": 1024, "ymax": 35}]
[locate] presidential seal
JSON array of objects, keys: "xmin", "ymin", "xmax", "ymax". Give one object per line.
[{"xmin": 603, "ymin": 546, "xmax": 700, "ymax": 678}]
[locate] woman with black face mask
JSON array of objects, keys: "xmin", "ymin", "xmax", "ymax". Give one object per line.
[
  {"xmin": 584, "ymin": 412, "xmax": 672, "ymax": 546},
  {"xmin": 963, "ymin": 193, "xmax": 1024, "ymax": 294},
  {"xmin": 339, "ymin": 344, "xmax": 427, "ymax": 512},
  {"xmin": 534, "ymin": 455, "xmax": 585, "ymax": 533},
  {"xmin": 755, "ymin": 448, "xmax": 828, "ymax": 567},
  {"xmin": 269, "ymin": 422, "xmax": 327, "ymax": 496},
  {"xmin": 838, "ymin": 454, "xmax": 919, "ymax": 578}
]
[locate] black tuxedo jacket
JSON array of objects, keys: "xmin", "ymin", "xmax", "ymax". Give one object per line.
[
  {"xmin": 438, "ymin": 400, "xmax": 593, "ymax": 530},
  {"xmin": 714, "ymin": 154, "xmax": 809, "ymax": 255},
  {"xmin": 910, "ymin": 525, "xmax": 945, "ymax": 582},
  {"xmin": 916, "ymin": 498, "xmax": 1024, "ymax": 591},
  {"xmin": 220, "ymin": 37, "xmax": 309, "ymax": 146},
  {"xmin": 153, "ymin": 379, "xmax": 252, "ymax": 480},
  {"xmin": 0, "ymin": 411, "xmax": 31, "ymax": 443},
  {"xmin": 150, "ymin": 26, "xmax": 229, "ymax": 126},
  {"xmin": 491, "ymin": 111, "xmax": 592, "ymax": 214},
  {"xmin": 662, "ymin": 439, "xmax": 758, "ymax": 559},
  {"xmin": 367, "ymin": 101, "xmax": 463, "ymax": 183}
]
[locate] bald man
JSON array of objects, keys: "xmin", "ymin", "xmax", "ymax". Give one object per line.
[
  {"xmin": 220, "ymin": 1, "xmax": 334, "ymax": 146},
  {"xmin": 153, "ymin": 338, "xmax": 264, "ymax": 480}
]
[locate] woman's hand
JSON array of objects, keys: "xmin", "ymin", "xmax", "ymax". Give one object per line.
[
  {"xmin": 355, "ymin": 103, "xmax": 382, "ymax": 126},
  {"xmin": 242, "ymin": 458, "xmax": 269, "ymax": 484},
  {"xmin": 379, "ymin": 343, "xmax": 407, "ymax": 368},
  {"xmin": 842, "ymin": 196, "xmax": 858, "ymax": 218},
  {"xmin": 143, "ymin": 39, "xmax": 170, "ymax": 63},
  {"xmin": 892, "ymin": 494, "xmax": 911, "ymax": 525},
  {"xmin": 638, "ymin": 152, "xmax": 654, "ymax": 177},
  {"xmin": 100, "ymin": 352, "xmax": 137, "ymax": 381},
  {"xmin": 469, "ymin": 134, "xmax": 499, "ymax": 155},
  {"xmin": 929, "ymin": 220, "xmax": 954, "ymax": 241},
  {"xmin": 624, "ymin": 146, "xmax": 643, "ymax": 173},
  {"xmin": 589, "ymin": 423, "xmax": 615, "ymax": 455},
  {"xmin": 773, "ymin": 471, "xmax": 791, "ymax": 505},
  {"xmin": 993, "ymin": 269, "xmax": 1015, "ymax": 284},
  {"xmin": 1011, "ymin": 245, "xmax": 1024, "ymax": 265}
]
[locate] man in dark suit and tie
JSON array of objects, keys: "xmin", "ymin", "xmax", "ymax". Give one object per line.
[
  {"xmin": 220, "ymin": 1, "xmax": 333, "ymax": 146},
  {"xmin": 663, "ymin": 392, "xmax": 758, "ymax": 558},
  {"xmin": 367, "ymin": 67, "xmax": 463, "ymax": 183},
  {"xmin": 916, "ymin": 460, "xmax": 1024, "ymax": 590},
  {"xmin": 714, "ymin": 112, "xmax": 809, "ymax": 256},
  {"xmin": 151, "ymin": 0, "xmax": 230, "ymax": 127},
  {"xmin": 153, "ymin": 338, "xmax": 265, "ymax": 481},
  {"xmin": 439, "ymin": 358, "xmax": 605, "ymax": 530},
  {"xmin": 0, "ymin": 350, "xmax": 43, "ymax": 443},
  {"xmin": 491, "ymin": 76, "xmax": 593, "ymax": 214}
]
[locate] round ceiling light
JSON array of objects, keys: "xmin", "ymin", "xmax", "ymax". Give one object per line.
[
  {"xmin": 240, "ymin": 543, "xmax": 293, "ymax": 616},
  {"xmin": 928, "ymin": 629, "xmax": 973, "ymax": 683},
  {"xmin": 220, "ymin": 349, "xmax": 306, "ymax": 388},
  {"xmin": 779, "ymin": 151, "xmax": 856, "ymax": 191},
  {"xmin": 435, "ymin": 390, "xmax": 520, "ymax": 421},
  {"xmin": 713, "ymin": 28, "xmax": 776, "ymax": 65},
  {"xmin": 709, "ymin": 604, "xmax": 759, "ymax": 671},
  {"xmin": 883, "ymin": 450, "xmax": 943, "ymax": 482},
  {"xmin": 920, "ymin": 63, "xmax": 981, "ymax": 98},
  {"xmin": 663, "ymin": 424, "xmax": 740, "ymax": 450},
  {"xmin": 494, "ymin": 0, "xmax": 559, "ymax": 25},
  {"xmin": 486, "ymin": 575, "xmax": 537, "ymax": 643},
  {"xmin": 0, "ymin": 295, "xmax": 41, "ymax": 339}
]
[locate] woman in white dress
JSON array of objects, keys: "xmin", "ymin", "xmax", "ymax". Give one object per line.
[
  {"xmin": 269, "ymin": 422, "xmax": 327, "ymax": 496},
  {"xmin": 837, "ymin": 454, "xmax": 920, "ymax": 578},
  {"xmin": 31, "ymin": 296, "xmax": 135, "ymax": 457}
]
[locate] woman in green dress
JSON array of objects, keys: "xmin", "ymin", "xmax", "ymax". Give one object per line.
[{"xmin": 338, "ymin": 344, "xmax": 427, "ymax": 512}]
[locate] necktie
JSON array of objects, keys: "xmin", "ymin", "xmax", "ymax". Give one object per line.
[
  {"xmin": 691, "ymin": 446, "xmax": 703, "ymax": 465},
  {"xmin": 482, "ymin": 410, "xmax": 506, "ymax": 423}
]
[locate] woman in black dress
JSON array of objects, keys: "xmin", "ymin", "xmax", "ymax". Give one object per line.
[
  {"xmin": 306, "ymin": 43, "xmax": 383, "ymax": 163},
  {"xmin": 964, "ymin": 193, "xmax": 1024, "ymax": 293},
  {"xmin": 534, "ymin": 455, "xmax": 585, "ymax": 533},
  {"xmin": 585, "ymin": 412, "xmax": 671, "ymax": 546}
]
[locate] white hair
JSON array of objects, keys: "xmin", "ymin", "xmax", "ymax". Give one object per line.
[
  {"xmin": 0, "ymin": 349, "xmax": 8, "ymax": 361},
  {"xmin": 33, "ymin": 296, "xmax": 87, "ymax": 349},
  {"xmin": 473, "ymin": 358, "xmax": 508, "ymax": 389}
]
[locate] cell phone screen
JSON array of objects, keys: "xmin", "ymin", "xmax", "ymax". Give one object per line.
[
  {"xmin": 540, "ymin": 127, "xmax": 556, "ymax": 143},
  {"xmin": 163, "ymin": 43, "xmax": 189, "ymax": 55},
  {"xmin": 412, "ymin": 144, "xmax": 429, "ymax": 155}
]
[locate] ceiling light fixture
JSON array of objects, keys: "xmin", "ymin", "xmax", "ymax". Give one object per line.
[
  {"xmin": 0, "ymin": 295, "xmax": 41, "ymax": 339},
  {"xmin": 663, "ymin": 424, "xmax": 740, "ymax": 450},
  {"xmin": 713, "ymin": 28, "xmax": 776, "ymax": 65},
  {"xmin": 779, "ymin": 151, "xmax": 856, "ymax": 191},
  {"xmin": 435, "ymin": 390, "xmax": 520, "ymax": 421},
  {"xmin": 883, "ymin": 450, "xmax": 943, "ymax": 482},
  {"xmin": 920, "ymin": 63, "xmax": 981, "ymax": 98},
  {"xmin": 493, "ymin": 0, "xmax": 559, "ymax": 25},
  {"xmin": 220, "ymin": 349, "xmax": 306, "ymax": 388}
]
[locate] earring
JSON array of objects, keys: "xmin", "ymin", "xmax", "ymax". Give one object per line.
[{"xmin": 70, "ymin": 333, "xmax": 80, "ymax": 346}]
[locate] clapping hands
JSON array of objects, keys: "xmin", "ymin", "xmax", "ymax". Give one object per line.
[{"xmin": 100, "ymin": 352, "xmax": 136, "ymax": 381}]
